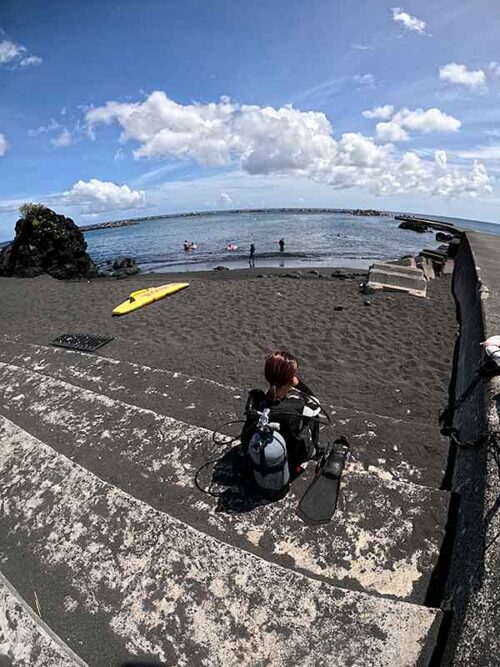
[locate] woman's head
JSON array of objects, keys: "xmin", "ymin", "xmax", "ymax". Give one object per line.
[{"xmin": 265, "ymin": 350, "xmax": 298, "ymax": 391}]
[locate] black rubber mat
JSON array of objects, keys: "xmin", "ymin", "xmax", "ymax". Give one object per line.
[{"xmin": 51, "ymin": 333, "xmax": 114, "ymax": 353}]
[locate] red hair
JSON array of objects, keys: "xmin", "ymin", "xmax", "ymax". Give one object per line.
[{"xmin": 265, "ymin": 350, "xmax": 298, "ymax": 397}]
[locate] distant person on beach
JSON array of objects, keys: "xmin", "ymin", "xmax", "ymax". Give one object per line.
[
  {"xmin": 249, "ymin": 242, "xmax": 255, "ymax": 268},
  {"xmin": 279, "ymin": 238, "xmax": 285, "ymax": 252},
  {"xmin": 240, "ymin": 350, "xmax": 321, "ymax": 475}
]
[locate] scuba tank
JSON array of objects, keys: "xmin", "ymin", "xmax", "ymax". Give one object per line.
[{"xmin": 248, "ymin": 408, "xmax": 290, "ymax": 497}]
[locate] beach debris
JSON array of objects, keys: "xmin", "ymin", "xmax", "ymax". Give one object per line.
[
  {"xmin": 33, "ymin": 590, "xmax": 42, "ymax": 618},
  {"xmin": 0, "ymin": 203, "xmax": 98, "ymax": 279},
  {"xmin": 333, "ymin": 306, "xmax": 344, "ymax": 311}
]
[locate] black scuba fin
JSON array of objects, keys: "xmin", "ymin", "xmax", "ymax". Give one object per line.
[{"xmin": 296, "ymin": 437, "xmax": 350, "ymax": 525}]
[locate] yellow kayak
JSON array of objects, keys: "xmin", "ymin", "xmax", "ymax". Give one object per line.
[{"xmin": 112, "ymin": 282, "xmax": 189, "ymax": 316}]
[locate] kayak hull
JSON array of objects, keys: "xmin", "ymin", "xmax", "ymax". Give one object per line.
[{"xmin": 112, "ymin": 282, "xmax": 189, "ymax": 316}]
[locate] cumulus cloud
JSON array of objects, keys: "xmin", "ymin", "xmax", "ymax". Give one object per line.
[
  {"xmin": 0, "ymin": 38, "xmax": 42, "ymax": 68},
  {"xmin": 374, "ymin": 107, "xmax": 461, "ymax": 142},
  {"xmin": 64, "ymin": 179, "xmax": 146, "ymax": 215},
  {"xmin": 439, "ymin": 63, "xmax": 485, "ymax": 89},
  {"xmin": 433, "ymin": 161, "xmax": 493, "ymax": 198},
  {"xmin": 0, "ymin": 133, "xmax": 7, "ymax": 156},
  {"xmin": 85, "ymin": 91, "xmax": 491, "ymax": 200},
  {"xmin": 391, "ymin": 8, "xmax": 427, "ymax": 34},
  {"xmin": 362, "ymin": 105, "xmax": 394, "ymax": 120}
]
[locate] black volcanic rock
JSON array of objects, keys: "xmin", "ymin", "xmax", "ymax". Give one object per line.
[
  {"xmin": 436, "ymin": 231, "xmax": 453, "ymax": 242},
  {"xmin": 100, "ymin": 257, "xmax": 140, "ymax": 279},
  {"xmin": 398, "ymin": 219, "xmax": 429, "ymax": 233},
  {"xmin": 0, "ymin": 204, "xmax": 98, "ymax": 279}
]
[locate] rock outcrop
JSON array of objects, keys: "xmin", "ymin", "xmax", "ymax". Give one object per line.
[
  {"xmin": 0, "ymin": 204, "xmax": 98, "ymax": 279},
  {"xmin": 100, "ymin": 257, "xmax": 140, "ymax": 279},
  {"xmin": 398, "ymin": 219, "xmax": 430, "ymax": 233}
]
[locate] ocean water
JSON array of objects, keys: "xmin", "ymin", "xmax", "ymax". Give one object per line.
[{"xmin": 84, "ymin": 211, "xmax": 500, "ymax": 273}]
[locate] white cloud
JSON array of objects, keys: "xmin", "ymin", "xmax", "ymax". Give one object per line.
[
  {"xmin": 434, "ymin": 150, "xmax": 447, "ymax": 170},
  {"xmin": 19, "ymin": 55, "xmax": 42, "ymax": 67},
  {"xmin": 433, "ymin": 161, "xmax": 493, "ymax": 198},
  {"xmin": 29, "ymin": 119, "xmax": 61, "ymax": 137},
  {"xmin": 439, "ymin": 63, "xmax": 485, "ymax": 89},
  {"xmin": 85, "ymin": 91, "xmax": 491, "ymax": 200},
  {"xmin": 51, "ymin": 129, "xmax": 72, "ymax": 148},
  {"xmin": 0, "ymin": 133, "xmax": 7, "ymax": 156},
  {"xmin": 352, "ymin": 73, "xmax": 376, "ymax": 90},
  {"xmin": 362, "ymin": 105, "xmax": 394, "ymax": 120},
  {"xmin": 391, "ymin": 7, "xmax": 427, "ymax": 34},
  {"xmin": 375, "ymin": 107, "xmax": 461, "ymax": 142},
  {"xmin": 489, "ymin": 61, "xmax": 500, "ymax": 79},
  {"xmin": 64, "ymin": 179, "xmax": 146, "ymax": 214},
  {"xmin": 0, "ymin": 38, "xmax": 42, "ymax": 68},
  {"xmin": 376, "ymin": 121, "xmax": 409, "ymax": 142},
  {"xmin": 350, "ymin": 44, "xmax": 372, "ymax": 51},
  {"xmin": 456, "ymin": 145, "xmax": 500, "ymax": 161},
  {"xmin": 219, "ymin": 192, "xmax": 233, "ymax": 207}
]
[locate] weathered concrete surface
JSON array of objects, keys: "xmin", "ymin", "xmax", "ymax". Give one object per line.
[
  {"xmin": 0, "ymin": 361, "xmax": 449, "ymax": 603},
  {"xmin": 366, "ymin": 264, "xmax": 427, "ymax": 298},
  {"xmin": 0, "ymin": 571, "xmax": 88, "ymax": 666},
  {"xmin": 0, "ymin": 415, "xmax": 442, "ymax": 667},
  {"xmin": 370, "ymin": 262, "xmax": 424, "ymax": 275},
  {"xmin": 442, "ymin": 232, "xmax": 500, "ymax": 665},
  {"xmin": 0, "ymin": 337, "xmax": 448, "ymax": 487}
]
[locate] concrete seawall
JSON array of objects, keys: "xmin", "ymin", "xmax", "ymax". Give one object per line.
[{"xmin": 440, "ymin": 231, "xmax": 500, "ymax": 664}]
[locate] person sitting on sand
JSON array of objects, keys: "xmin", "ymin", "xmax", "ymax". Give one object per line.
[{"xmin": 240, "ymin": 349, "xmax": 322, "ymax": 474}]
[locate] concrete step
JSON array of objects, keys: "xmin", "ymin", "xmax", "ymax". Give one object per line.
[
  {"xmin": 0, "ymin": 570, "xmax": 88, "ymax": 666},
  {"xmin": 0, "ymin": 415, "xmax": 441, "ymax": 666},
  {"xmin": 0, "ymin": 338, "xmax": 449, "ymax": 488},
  {"xmin": 0, "ymin": 361, "xmax": 449, "ymax": 604}
]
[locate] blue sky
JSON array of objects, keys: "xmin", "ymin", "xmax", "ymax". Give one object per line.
[{"xmin": 1, "ymin": 0, "xmax": 500, "ymax": 239}]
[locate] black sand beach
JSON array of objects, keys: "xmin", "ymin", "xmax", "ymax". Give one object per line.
[{"xmin": 1, "ymin": 267, "xmax": 456, "ymax": 422}]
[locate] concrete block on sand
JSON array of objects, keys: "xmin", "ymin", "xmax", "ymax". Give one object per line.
[{"xmin": 367, "ymin": 263, "xmax": 427, "ymax": 298}]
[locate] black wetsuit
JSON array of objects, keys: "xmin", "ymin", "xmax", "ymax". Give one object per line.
[
  {"xmin": 279, "ymin": 239, "xmax": 285, "ymax": 252},
  {"xmin": 240, "ymin": 380, "xmax": 321, "ymax": 471}
]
